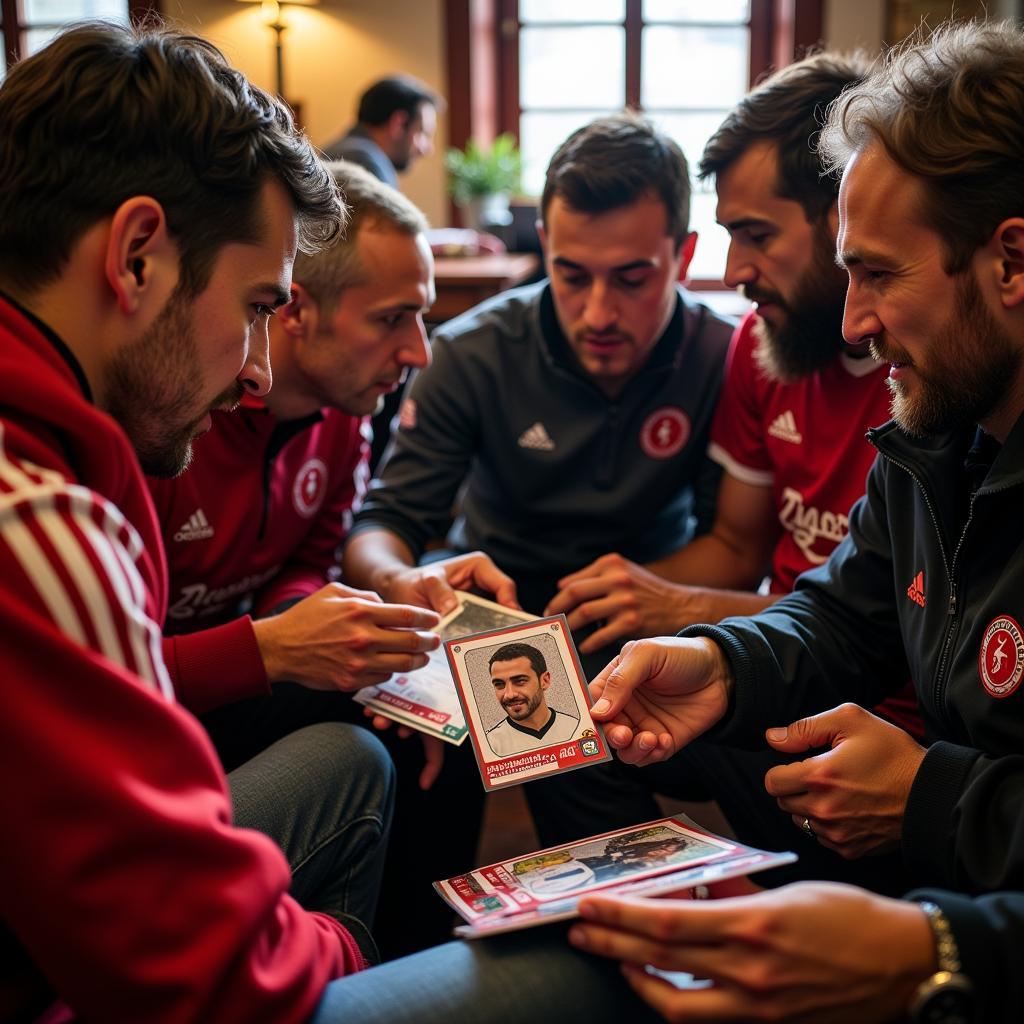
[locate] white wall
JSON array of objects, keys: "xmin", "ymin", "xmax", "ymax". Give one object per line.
[{"xmin": 165, "ymin": 0, "xmax": 448, "ymax": 227}]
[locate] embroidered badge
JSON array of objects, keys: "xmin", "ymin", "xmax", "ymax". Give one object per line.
[
  {"xmin": 640, "ymin": 407, "xmax": 690, "ymax": 459},
  {"xmin": 979, "ymin": 615, "xmax": 1024, "ymax": 698},
  {"xmin": 293, "ymin": 457, "xmax": 328, "ymax": 518}
]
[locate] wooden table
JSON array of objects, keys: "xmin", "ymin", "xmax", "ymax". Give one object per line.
[{"xmin": 430, "ymin": 252, "xmax": 541, "ymax": 322}]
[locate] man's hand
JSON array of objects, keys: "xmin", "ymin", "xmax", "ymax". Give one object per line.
[
  {"xmin": 569, "ymin": 882, "xmax": 936, "ymax": 1023},
  {"xmin": 763, "ymin": 703, "xmax": 927, "ymax": 859},
  {"xmin": 588, "ymin": 637, "xmax": 733, "ymax": 766},
  {"xmin": 252, "ymin": 583, "xmax": 441, "ymax": 691},
  {"xmin": 380, "ymin": 551, "xmax": 519, "ymax": 615},
  {"xmin": 545, "ymin": 553, "xmax": 688, "ymax": 653}
]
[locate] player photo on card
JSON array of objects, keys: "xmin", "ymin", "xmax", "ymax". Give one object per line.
[
  {"xmin": 444, "ymin": 615, "xmax": 611, "ymax": 791},
  {"xmin": 353, "ymin": 592, "xmax": 536, "ymax": 744}
]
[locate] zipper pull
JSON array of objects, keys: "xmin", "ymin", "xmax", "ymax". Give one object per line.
[{"xmin": 948, "ymin": 590, "xmax": 957, "ymax": 617}]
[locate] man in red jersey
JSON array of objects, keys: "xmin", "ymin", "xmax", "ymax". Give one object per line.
[{"xmin": 147, "ymin": 161, "xmax": 473, "ymax": 775}]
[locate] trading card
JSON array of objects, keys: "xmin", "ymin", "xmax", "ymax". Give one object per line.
[
  {"xmin": 444, "ymin": 614, "xmax": 611, "ymax": 790},
  {"xmin": 433, "ymin": 814, "xmax": 798, "ymax": 937},
  {"xmin": 353, "ymin": 592, "xmax": 536, "ymax": 744}
]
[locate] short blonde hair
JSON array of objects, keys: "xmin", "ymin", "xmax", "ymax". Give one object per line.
[{"xmin": 294, "ymin": 160, "xmax": 428, "ymax": 310}]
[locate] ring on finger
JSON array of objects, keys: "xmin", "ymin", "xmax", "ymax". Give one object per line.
[{"xmin": 800, "ymin": 817, "xmax": 815, "ymax": 838}]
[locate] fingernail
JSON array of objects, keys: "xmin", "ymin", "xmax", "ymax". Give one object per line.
[
  {"xmin": 591, "ymin": 698, "xmax": 610, "ymax": 716},
  {"xmin": 766, "ymin": 727, "xmax": 787, "ymax": 742},
  {"xmin": 638, "ymin": 734, "xmax": 655, "ymax": 751}
]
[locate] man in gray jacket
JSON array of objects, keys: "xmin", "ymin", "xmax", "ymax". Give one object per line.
[{"xmin": 344, "ymin": 113, "xmax": 733, "ymax": 644}]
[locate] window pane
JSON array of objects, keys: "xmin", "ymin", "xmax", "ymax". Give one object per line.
[
  {"xmin": 24, "ymin": 0, "xmax": 126, "ymax": 20},
  {"xmin": 25, "ymin": 26, "xmax": 63, "ymax": 56},
  {"xmin": 649, "ymin": 111, "xmax": 733, "ymax": 282},
  {"xmin": 521, "ymin": 26, "xmax": 624, "ymax": 110},
  {"xmin": 686, "ymin": 190, "xmax": 730, "ymax": 280},
  {"xmin": 642, "ymin": 25, "xmax": 748, "ymax": 109},
  {"xmin": 521, "ymin": 0, "xmax": 625, "ymax": 23},
  {"xmin": 519, "ymin": 110, "xmax": 617, "ymax": 197},
  {"xmin": 643, "ymin": 0, "xmax": 749, "ymax": 22},
  {"xmin": 649, "ymin": 110, "xmax": 729, "ymax": 179}
]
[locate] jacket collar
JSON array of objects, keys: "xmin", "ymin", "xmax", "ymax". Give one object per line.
[{"xmin": 869, "ymin": 410, "xmax": 1024, "ymax": 494}]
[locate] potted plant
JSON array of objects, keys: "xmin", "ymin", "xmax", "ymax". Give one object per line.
[{"xmin": 445, "ymin": 133, "xmax": 522, "ymax": 231}]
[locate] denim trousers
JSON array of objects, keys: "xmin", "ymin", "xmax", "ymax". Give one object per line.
[
  {"xmin": 309, "ymin": 924, "xmax": 663, "ymax": 1024},
  {"xmin": 227, "ymin": 721, "xmax": 395, "ymax": 961}
]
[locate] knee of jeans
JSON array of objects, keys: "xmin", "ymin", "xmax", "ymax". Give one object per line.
[{"xmin": 305, "ymin": 721, "xmax": 396, "ymax": 818}]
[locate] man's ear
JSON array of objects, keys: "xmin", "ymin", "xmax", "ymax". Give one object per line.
[
  {"xmin": 540, "ymin": 670, "xmax": 551, "ymax": 692},
  {"xmin": 536, "ymin": 220, "xmax": 548, "ymax": 256},
  {"xmin": 677, "ymin": 232, "xmax": 698, "ymax": 281},
  {"xmin": 104, "ymin": 197, "xmax": 177, "ymax": 316},
  {"xmin": 279, "ymin": 282, "xmax": 319, "ymax": 338},
  {"xmin": 988, "ymin": 218, "xmax": 1024, "ymax": 311},
  {"xmin": 386, "ymin": 109, "xmax": 411, "ymax": 141}
]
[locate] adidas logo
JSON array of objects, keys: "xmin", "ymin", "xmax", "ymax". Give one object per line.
[
  {"xmin": 767, "ymin": 410, "xmax": 802, "ymax": 444},
  {"xmin": 907, "ymin": 570, "xmax": 926, "ymax": 607},
  {"xmin": 173, "ymin": 508, "xmax": 214, "ymax": 543},
  {"xmin": 518, "ymin": 422, "xmax": 555, "ymax": 451}
]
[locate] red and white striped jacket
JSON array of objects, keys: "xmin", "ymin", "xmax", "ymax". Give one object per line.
[{"xmin": 0, "ymin": 296, "xmax": 363, "ymax": 1023}]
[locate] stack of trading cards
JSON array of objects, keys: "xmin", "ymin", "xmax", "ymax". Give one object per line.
[
  {"xmin": 353, "ymin": 591, "xmax": 536, "ymax": 745},
  {"xmin": 435, "ymin": 816, "xmax": 797, "ymax": 938}
]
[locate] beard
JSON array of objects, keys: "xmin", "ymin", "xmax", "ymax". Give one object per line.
[
  {"xmin": 502, "ymin": 690, "xmax": 543, "ymax": 721},
  {"xmin": 748, "ymin": 223, "xmax": 849, "ymax": 384},
  {"xmin": 103, "ymin": 287, "xmax": 244, "ymax": 478},
  {"xmin": 870, "ymin": 271, "xmax": 1021, "ymax": 437}
]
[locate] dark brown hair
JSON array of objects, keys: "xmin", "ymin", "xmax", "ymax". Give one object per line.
[
  {"xmin": 540, "ymin": 112, "xmax": 691, "ymax": 248},
  {"xmin": 356, "ymin": 75, "xmax": 445, "ymax": 126},
  {"xmin": 820, "ymin": 20, "xmax": 1024, "ymax": 273},
  {"xmin": 0, "ymin": 21, "xmax": 345, "ymax": 296},
  {"xmin": 699, "ymin": 51, "xmax": 871, "ymax": 223}
]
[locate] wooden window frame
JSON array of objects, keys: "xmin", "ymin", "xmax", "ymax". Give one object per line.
[
  {"xmin": 444, "ymin": 0, "xmax": 824, "ymax": 283},
  {"xmin": 2, "ymin": 1, "xmax": 160, "ymax": 67}
]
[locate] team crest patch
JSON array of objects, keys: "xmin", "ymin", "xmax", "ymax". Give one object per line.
[
  {"xmin": 979, "ymin": 615, "xmax": 1024, "ymax": 699},
  {"xmin": 293, "ymin": 457, "xmax": 328, "ymax": 518},
  {"xmin": 640, "ymin": 407, "xmax": 690, "ymax": 459}
]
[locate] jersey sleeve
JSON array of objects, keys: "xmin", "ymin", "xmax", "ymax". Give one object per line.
[
  {"xmin": 0, "ymin": 467, "xmax": 361, "ymax": 1022},
  {"xmin": 707, "ymin": 314, "xmax": 774, "ymax": 487}
]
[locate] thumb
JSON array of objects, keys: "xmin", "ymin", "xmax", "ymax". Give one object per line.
[
  {"xmin": 765, "ymin": 708, "xmax": 843, "ymax": 753},
  {"xmin": 421, "ymin": 573, "xmax": 459, "ymax": 615},
  {"xmin": 589, "ymin": 641, "xmax": 643, "ymax": 719}
]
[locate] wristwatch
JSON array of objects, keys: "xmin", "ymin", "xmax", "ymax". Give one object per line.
[{"xmin": 908, "ymin": 901, "xmax": 975, "ymax": 1024}]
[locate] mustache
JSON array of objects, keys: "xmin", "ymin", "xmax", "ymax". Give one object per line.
[
  {"xmin": 741, "ymin": 285, "xmax": 786, "ymax": 309},
  {"xmin": 869, "ymin": 338, "xmax": 913, "ymax": 366},
  {"xmin": 212, "ymin": 381, "xmax": 247, "ymax": 414}
]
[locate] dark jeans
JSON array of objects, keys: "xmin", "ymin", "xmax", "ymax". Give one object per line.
[
  {"xmin": 310, "ymin": 925, "xmax": 663, "ymax": 1024},
  {"xmin": 206, "ymin": 684, "xmax": 486, "ymax": 958},
  {"xmin": 227, "ymin": 722, "xmax": 394, "ymax": 962}
]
